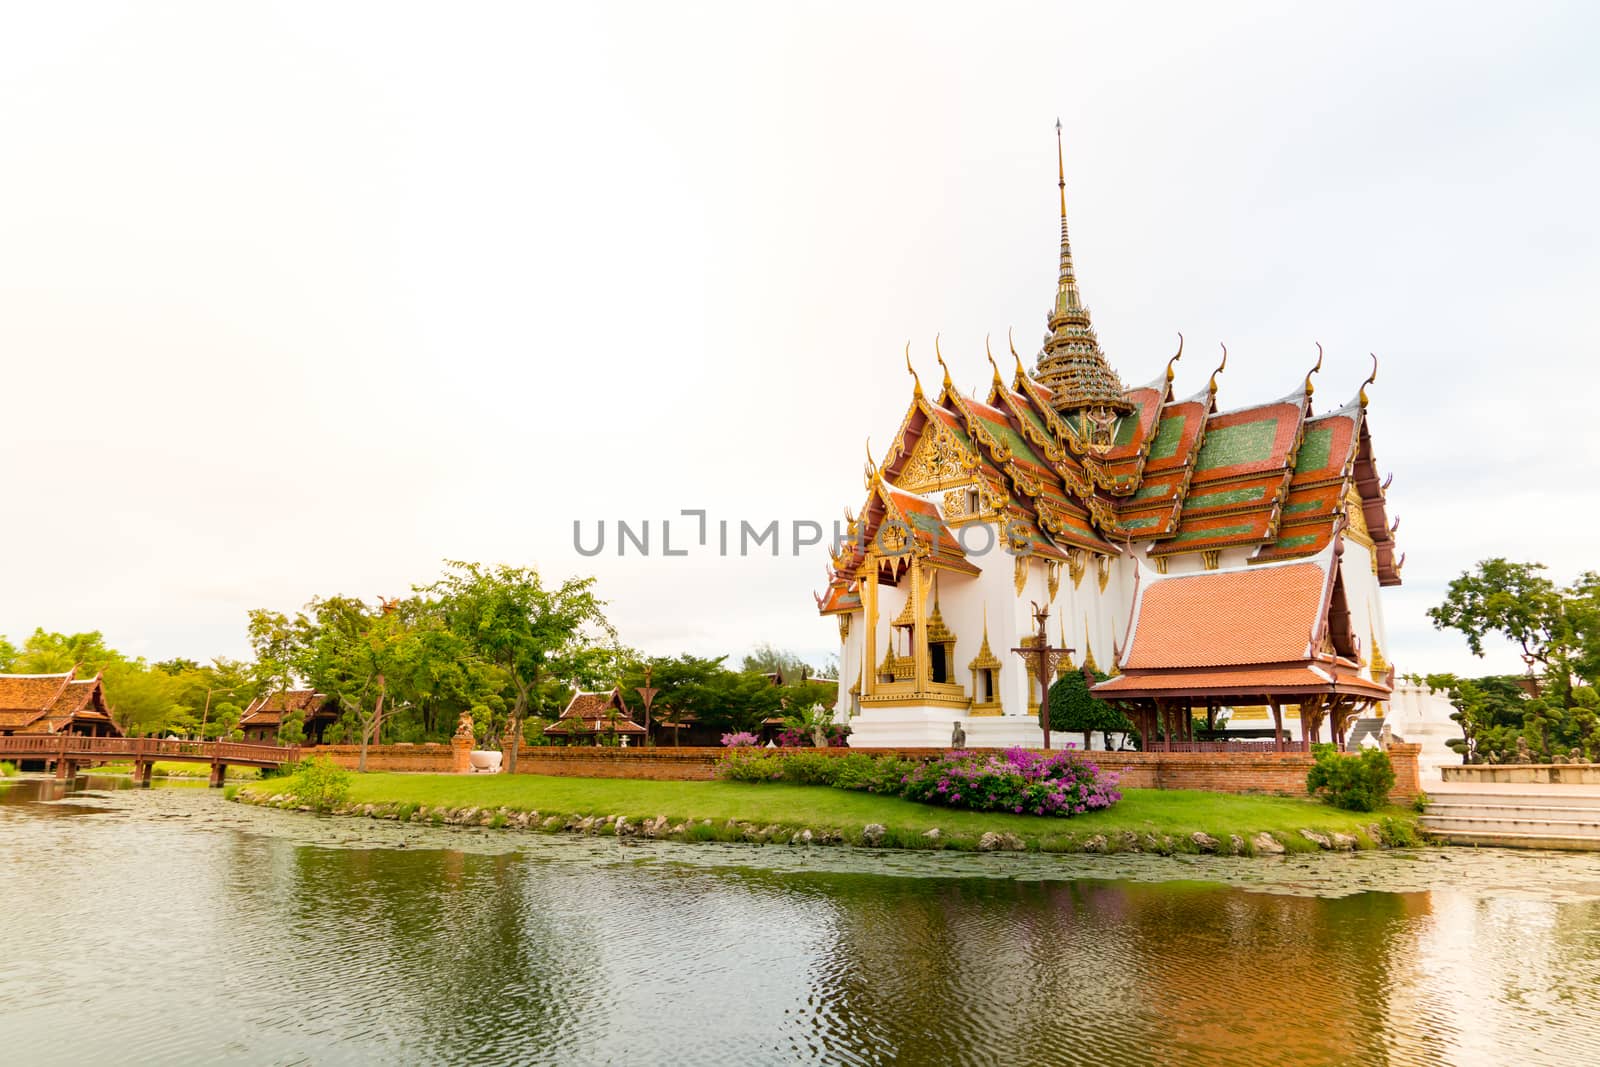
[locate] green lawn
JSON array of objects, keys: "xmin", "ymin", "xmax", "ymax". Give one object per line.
[
  {"xmin": 87, "ymin": 761, "xmax": 260, "ymax": 780},
  {"xmin": 244, "ymin": 772, "xmax": 1418, "ymax": 854}
]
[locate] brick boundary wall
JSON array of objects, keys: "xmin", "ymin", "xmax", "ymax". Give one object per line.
[{"xmin": 499, "ymin": 741, "xmax": 1424, "ymax": 801}]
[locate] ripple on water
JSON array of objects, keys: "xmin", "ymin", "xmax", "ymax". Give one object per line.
[{"xmin": 1, "ymin": 779, "xmax": 1598, "ymax": 1066}]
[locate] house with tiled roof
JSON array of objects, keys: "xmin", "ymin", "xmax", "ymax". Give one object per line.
[
  {"xmin": 817, "ymin": 128, "xmax": 1399, "ymax": 749},
  {"xmin": 0, "ymin": 669, "xmax": 121, "ymax": 737},
  {"xmin": 543, "ymin": 688, "xmax": 647, "ymax": 744},
  {"xmin": 238, "ymin": 689, "xmax": 339, "ymax": 744}
]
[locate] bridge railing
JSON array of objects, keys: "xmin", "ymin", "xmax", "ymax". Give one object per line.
[{"xmin": 0, "ymin": 735, "xmax": 301, "ymax": 764}]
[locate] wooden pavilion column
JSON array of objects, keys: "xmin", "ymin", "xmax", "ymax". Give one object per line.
[{"xmin": 1269, "ymin": 699, "xmax": 1284, "ymax": 753}]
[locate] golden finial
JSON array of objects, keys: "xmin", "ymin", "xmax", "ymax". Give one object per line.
[
  {"xmin": 1056, "ymin": 117, "xmax": 1066, "ymax": 219},
  {"xmin": 1008, "ymin": 326, "xmax": 1029, "ymax": 379},
  {"xmin": 1208, "ymin": 343, "xmax": 1228, "ymax": 402},
  {"xmin": 984, "ymin": 334, "xmax": 1005, "ymax": 388},
  {"xmin": 1165, "ymin": 332, "xmax": 1184, "ymax": 384},
  {"xmin": 1359, "ymin": 352, "xmax": 1378, "ymax": 407},
  {"xmin": 904, "ymin": 341, "xmax": 922, "ymax": 398},
  {"xmin": 1390, "ymin": 515, "xmax": 1400, "ymax": 535},
  {"xmin": 934, "ymin": 333, "xmax": 954, "ymax": 393},
  {"xmin": 863, "ymin": 437, "xmax": 877, "ymax": 489},
  {"xmin": 1304, "ymin": 342, "xmax": 1323, "ymax": 400}
]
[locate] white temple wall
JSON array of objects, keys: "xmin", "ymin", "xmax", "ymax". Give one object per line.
[
  {"xmin": 1337, "ymin": 541, "xmax": 1390, "ymax": 679},
  {"xmin": 833, "ymin": 610, "xmax": 864, "ymax": 722}
]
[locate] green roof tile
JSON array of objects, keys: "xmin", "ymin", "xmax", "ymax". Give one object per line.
[{"xmin": 1194, "ymin": 419, "xmax": 1278, "ymax": 473}]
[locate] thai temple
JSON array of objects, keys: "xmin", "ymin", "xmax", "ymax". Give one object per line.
[{"xmin": 816, "ymin": 128, "xmax": 1403, "ymax": 750}]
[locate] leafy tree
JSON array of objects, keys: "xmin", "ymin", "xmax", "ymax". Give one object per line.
[
  {"xmin": 0, "ymin": 636, "xmax": 17, "ymax": 671},
  {"xmin": 247, "ymin": 609, "xmax": 309, "ymax": 741},
  {"xmin": 206, "ymin": 701, "xmax": 243, "ymax": 740},
  {"xmin": 9, "ymin": 629, "xmax": 125, "ymax": 675},
  {"xmin": 618, "ymin": 654, "xmax": 786, "ymax": 738},
  {"xmin": 1428, "ymin": 559, "xmax": 1600, "ymax": 705},
  {"xmin": 423, "ymin": 562, "xmax": 615, "ymax": 773},
  {"xmin": 741, "ymin": 642, "xmax": 814, "ymax": 683},
  {"xmin": 100, "ymin": 661, "xmax": 186, "ymax": 736}
]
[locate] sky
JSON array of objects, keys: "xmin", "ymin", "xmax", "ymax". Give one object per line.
[{"xmin": 2, "ymin": 2, "xmax": 1597, "ymax": 679}]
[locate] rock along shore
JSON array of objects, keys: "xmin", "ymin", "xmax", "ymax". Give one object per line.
[{"xmin": 236, "ymin": 791, "xmax": 1417, "ymax": 857}]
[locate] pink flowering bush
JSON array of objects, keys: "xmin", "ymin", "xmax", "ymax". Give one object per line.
[
  {"xmin": 720, "ymin": 731, "xmax": 760, "ymax": 748},
  {"xmin": 899, "ymin": 747, "xmax": 1121, "ymax": 817}
]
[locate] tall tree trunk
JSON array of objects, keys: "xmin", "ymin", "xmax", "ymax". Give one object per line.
[
  {"xmin": 359, "ymin": 678, "xmax": 385, "ymax": 774},
  {"xmin": 506, "ymin": 675, "xmax": 528, "ymax": 775}
]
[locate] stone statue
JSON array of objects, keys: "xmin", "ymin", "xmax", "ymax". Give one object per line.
[
  {"xmin": 1514, "ymin": 736, "xmax": 1533, "ymax": 764},
  {"xmin": 951, "ymin": 721, "xmax": 966, "ymax": 749},
  {"xmin": 454, "ymin": 710, "xmax": 476, "ymax": 739},
  {"xmin": 1570, "ymin": 746, "xmax": 1588, "ymax": 765}
]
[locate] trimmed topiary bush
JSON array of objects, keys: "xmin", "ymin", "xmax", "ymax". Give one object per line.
[
  {"xmin": 1047, "ymin": 670, "xmax": 1138, "ymax": 749},
  {"xmin": 1305, "ymin": 744, "xmax": 1396, "ymax": 812}
]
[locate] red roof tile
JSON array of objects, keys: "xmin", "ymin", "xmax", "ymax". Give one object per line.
[{"xmin": 1123, "ymin": 560, "xmax": 1329, "ymax": 669}]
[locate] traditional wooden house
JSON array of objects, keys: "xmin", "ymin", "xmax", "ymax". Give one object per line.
[
  {"xmin": 0, "ymin": 669, "xmax": 121, "ymax": 736},
  {"xmin": 237, "ymin": 689, "xmax": 339, "ymax": 744},
  {"xmin": 544, "ymin": 688, "xmax": 647, "ymax": 745}
]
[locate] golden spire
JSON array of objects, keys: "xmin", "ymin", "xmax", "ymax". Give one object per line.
[
  {"xmin": 1034, "ymin": 120, "xmax": 1131, "ymax": 417},
  {"xmin": 934, "ymin": 333, "xmax": 954, "ymax": 393},
  {"xmin": 985, "ymin": 334, "xmax": 1005, "ymax": 390},
  {"xmin": 1360, "ymin": 352, "xmax": 1379, "ymax": 408},
  {"xmin": 1056, "ymin": 117, "xmax": 1067, "ymax": 219},
  {"xmin": 1208, "ymin": 344, "xmax": 1228, "ymax": 404},
  {"xmin": 904, "ymin": 341, "xmax": 923, "ymax": 398},
  {"xmin": 1303, "ymin": 342, "xmax": 1323, "ymax": 401}
]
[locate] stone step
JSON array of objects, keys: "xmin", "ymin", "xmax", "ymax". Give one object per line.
[
  {"xmin": 1425, "ymin": 802, "xmax": 1600, "ymax": 819},
  {"xmin": 1428, "ymin": 791, "xmax": 1600, "ymax": 811},
  {"xmin": 1418, "ymin": 828, "xmax": 1600, "ymax": 852},
  {"xmin": 1421, "ymin": 813, "xmax": 1600, "ymax": 836}
]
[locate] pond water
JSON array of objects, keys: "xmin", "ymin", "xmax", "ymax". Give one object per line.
[{"xmin": 2, "ymin": 775, "xmax": 1599, "ymax": 1065}]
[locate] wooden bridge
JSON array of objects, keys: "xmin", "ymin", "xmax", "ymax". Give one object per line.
[{"xmin": 0, "ymin": 735, "xmax": 302, "ymax": 787}]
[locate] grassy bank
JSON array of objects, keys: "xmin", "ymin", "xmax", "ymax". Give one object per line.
[
  {"xmin": 241, "ymin": 772, "xmax": 1421, "ymax": 855},
  {"xmin": 88, "ymin": 761, "xmax": 261, "ymax": 780}
]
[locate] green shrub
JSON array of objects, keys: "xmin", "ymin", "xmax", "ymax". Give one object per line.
[
  {"xmin": 1377, "ymin": 816, "xmax": 1421, "ymax": 847},
  {"xmin": 1305, "ymin": 746, "xmax": 1396, "ymax": 812},
  {"xmin": 222, "ymin": 784, "xmax": 240, "ymax": 801},
  {"xmin": 286, "ymin": 756, "xmax": 351, "ymax": 813},
  {"xmin": 717, "ymin": 749, "xmax": 787, "ymax": 782},
  {"xmin": 0, "ymin": 761, "xmax": 17, "ymax": 778},
  {"xmin": 716, "ymin": 750, "xmax": 922, "ymax": 794}
]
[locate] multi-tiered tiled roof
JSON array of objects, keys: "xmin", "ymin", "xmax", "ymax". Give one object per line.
[
  {"xmin": 816, "ymin": 140, "xmax": 1401, "ymax": 619},
  {"xmin": 0, "ymin": 669, "xmax": 120, "ymax": 735}
]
